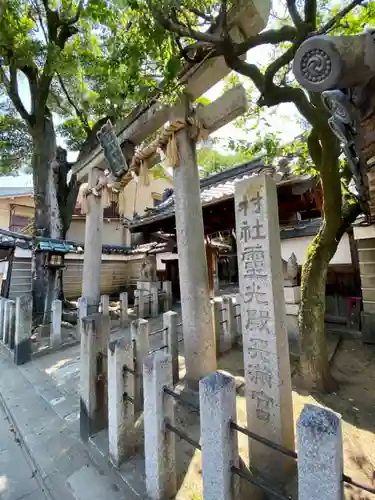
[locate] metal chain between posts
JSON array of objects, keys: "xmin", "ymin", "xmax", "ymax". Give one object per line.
[
  {"xmin": 31, "ymin": 309, "xmax": 53, "ymax": 332},
  {"xmin": 163, "ymin": 387, "xmax": 201, "ymax": 450},
  {"xmin": 122, "ymin": 365, "xmax": 138, "ymax": 377},
  {"xmin": 149, "ymin": 344, "xmax": 168, "ymax": 354},
  {"xmin": 231, "ymin": 421, "xmax": 375, "ymax": 495},
  {"xmin": 165, "ymin": 421, "xmax": 201, "ymax": 450},
  {"xmin": 230, "ymin": 421, "xmax": 297, "ymax": 459},
  {"xmin": 149, "ymin": 327, "xmax": 167, "ymax": 337},
  {"xmin": 163, "ymin": 386, "xmax": 200, "ymax": 414},
  {"xmin": 231, "ymin": 466, "xmax": 290, "ymax": 500},
  {"xmin": 122, "ymin": 392, "xmax": 135, "ymax": 404}
]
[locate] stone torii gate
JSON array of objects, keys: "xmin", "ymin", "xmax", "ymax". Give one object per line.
[{"xmin": 72, "ymin": 2, "xmax": 271, "ymax": 413}]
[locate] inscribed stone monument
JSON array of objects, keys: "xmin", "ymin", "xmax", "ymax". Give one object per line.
[{"xmin": 235, "ymin": 174, "xmax": 295, "ymax": 481}]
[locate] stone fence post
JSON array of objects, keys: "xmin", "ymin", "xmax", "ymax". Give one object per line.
[
  {"xmin": 14, "ymin": 295, "xmax": 33, "ymax": 365},
  {"xmin": 51, "ymin": 299, "xmax": 62, "ymax": 348},
  {"xmin": 163, "ymin": 311, "xmax": 178, "ymax": 385},
  {"xmin": 3, "ymin": 298, "xmax": 10, "ymax": 344},
  {"xmin": 8, "ymin": 300, "xmax": 16, "ymax": 349},
  {"xmin": 134, "ymin": 290, "xmax": 146, "ymax": 318},
  {"xmin": 143, "ymin": 352, "xmax": 176, "ymax": 500},
  {"xmin": 0, "ymin": 297, "xmax": 5, "ymax": 341},
  {"xmin": 162, "ymin": 281, "xmax": 172, "ymax": 311},
  {"xmin": 80, "ymin": 313, "xmax": 110, "ymax": 441},
  {"xmin": 119, "ymin": 292, "xmax": 128, "ymax": 328},
  {"xmin": 211, "ymin": 299, "xmax": 221, "ymax": 357},
  {"xmin": 235, "ymin": 294, "xmax": 241, "ymax": 340},
  {"xmin": 3, "ymin": 299, "xmax": 15, "ymax": 346},
  {"xmin": 100, "ymin": 294, "xmax": 110, "ymax": 316},
  {"xmin": 297, "ymin": 404, "xmax": 343, "ymax": 500},
  {"xmin": 131, "ymin": 318, "xmax": 150, "ymax": 412},
  {"xmin": 151, "ymin": 287, "xmax": 159, "ymax": 318},
  {"xmin": 199, "ymin": 372, "xmax": 239, "ymax": 500},
  {"xmin": 108, "ymin": 337, "xmax": 135, "ymax": 468},
  {"xmin": 222, "ymin": 296, "xmax": 235, "ymax": 352},
  {"xmin": 77, "ymin": 296, "xmax": 88, "ymax": 339}
]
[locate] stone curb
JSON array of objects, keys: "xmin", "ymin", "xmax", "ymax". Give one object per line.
[
  {"xmin": 0, "ymin": 377, "xmax": 55, "ymax": 500},
  {"xmin": 0, "ymin": 348, "xmax": 78, "ymax": 500}
]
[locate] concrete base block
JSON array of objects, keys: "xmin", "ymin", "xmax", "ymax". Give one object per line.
[
  {"xmin": 286, "ymin": 314, "xmax": 299, "ymax": 341},
  {"xmin": 361, "ymin": 312, "xmax": 375, "ymax": 344},
  {"xmin": 137, "ymin": 281, "xmax": 160, "ymax": 291},
  {"xmin": 283, "ymin": 286, "xmax": 300, "ymax": 304},
  {"xmin": 285, "ymin": 303, "xmax": 299, "ymax": 316}
]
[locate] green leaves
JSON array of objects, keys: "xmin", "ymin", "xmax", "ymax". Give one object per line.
[{"xmin": 0, "ymin": 104, "xmax": 32, "ymax": 174}]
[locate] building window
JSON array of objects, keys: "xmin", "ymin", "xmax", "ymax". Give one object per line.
[
  {"xmin": 9, "ymin": 215, "xmax": 30, "ymax": 233},
  {"xmin": 103, "ymin": 200, "xmax": 120, "ymax": 219}
]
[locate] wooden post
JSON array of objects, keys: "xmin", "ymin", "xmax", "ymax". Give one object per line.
[{"xmin": 82, "ymin": 168, "xmax": 104, "ymax": 313}]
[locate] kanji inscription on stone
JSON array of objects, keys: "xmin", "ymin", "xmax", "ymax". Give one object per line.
[{"xmin": 235, "ymin": 174, "xmax": 295, "ymax": 481}]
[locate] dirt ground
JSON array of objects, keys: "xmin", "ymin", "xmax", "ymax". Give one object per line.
[{"xmin": 173, "ymin": 336, "xmax": 375, "ymax": 500}]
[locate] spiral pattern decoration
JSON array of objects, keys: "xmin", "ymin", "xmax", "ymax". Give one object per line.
[{"xmin": 300, "ymin": 48, "xmax": 332, "ymax": 84}]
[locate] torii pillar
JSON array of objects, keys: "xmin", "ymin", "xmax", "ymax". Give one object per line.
[
  {"xmin": 173, "ymin": 123, "xmax": 216, "ymax": 388},
  {"xmin": 82, "ymin": 168, "xmax": 104, "ymax": 313},
  {"xmin": 172, "ymin": 89, "xmax": 247, "ymax": 387}
]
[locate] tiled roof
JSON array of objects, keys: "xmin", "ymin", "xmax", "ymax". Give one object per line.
[
  {"xmin": 129, "ymin": 158, "xmax": 307, "ymax": 229},
  {"xmin": 0, "ymin": 228, "xmax": 133, "ymax": 255},
  {"xmin": 0, "ymin": 187, "xmax": 33, "ymax": 198}
]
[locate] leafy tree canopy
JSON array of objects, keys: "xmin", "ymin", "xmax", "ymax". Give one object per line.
[{"xmin": 0, "ymin": 0, "xmax": 181, "ymax": 173}]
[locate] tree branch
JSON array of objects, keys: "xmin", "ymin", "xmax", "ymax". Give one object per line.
[
  {"xmin": 57, "ymin": 72, "xmax": 90, "ymax": 133},
  {"xmin": 304, "ymin": 0, "xmax": 317, "ymax": 29},
  {"xmin": 153, "ymin": 10, "xmax": 221, "ymax": 44},
  {"xmin": 316, "ymin": 0, "xmax": 365, "ymax": 35},
  {"xmin": 218, "ymin": 0, "xmax": 228, "ymax": 36},
  {"xmin": 233, "ymin": 25, "xmax": 297, "ymax": 57},
  {"xmin": 287, "ymin": 0, "xmax": 304, "ymax": 28},
  {"xmin": 307, "ymin": 127, "xmax": 322, "ymax": 168},
  {"xmin": 0, "ymin": 64, "xmax": 32, "ymax": 124},
  {"xmin": 38, "ymin": 1, "xmax": 82, "ymax": 115},
  {"xmin": 336, "ymin": 196, "xmax": 362, "ymax": 241},
  {"xmin": 186, "ymin": 7, "xmax": 214, "ymax": 24},
  {"xmin": 263, "ymin": 43, "xmax": 297, "ymax": 94}
]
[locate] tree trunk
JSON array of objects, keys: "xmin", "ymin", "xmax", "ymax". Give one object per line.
[
  {"xmin": 31, "ymin": 116, "xmax": 64, "ymax": 323},
  {"xmin": 298, "ymin": 134, "xmax": 342, "ymax": 392},
  {"xmin": 298, "ymin": 222, "xmax": 340, "ymax": 391}
]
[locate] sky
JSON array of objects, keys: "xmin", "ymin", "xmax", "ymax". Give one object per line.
[{"xmin": 1, "ymin": 0, "xmax": 304, "ymax": 187}]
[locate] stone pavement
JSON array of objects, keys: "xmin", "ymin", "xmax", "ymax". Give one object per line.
[
  {"xmin": 0, "ymin": 399, "xmax": 48, "ymax": 500},
  {"xmin": 0, "ymin": 345, "xmax": 139, "ymax": 500},
  {"xmin": 0, "ymin": 310, "xmax": 182, "ymax": 500}
]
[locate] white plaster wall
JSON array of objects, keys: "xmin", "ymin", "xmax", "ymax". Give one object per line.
[
  {"xmin": 67, "ymin": 217, "xmax": 126, "ymax": 246},
  {"xmin": 280, "ymin": 233, "xmax": 351, "ymax": 265}
]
